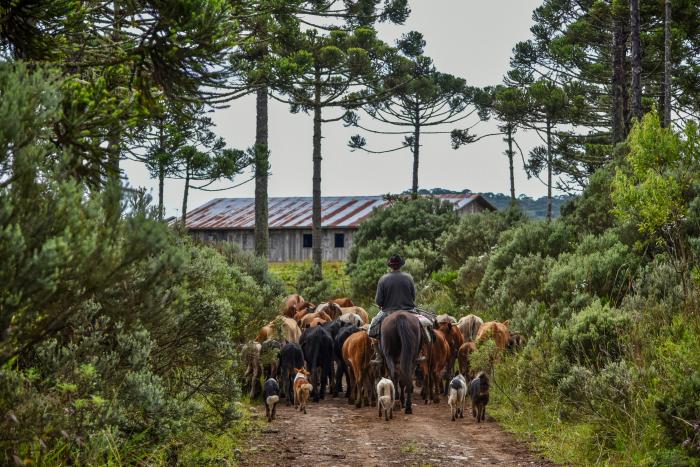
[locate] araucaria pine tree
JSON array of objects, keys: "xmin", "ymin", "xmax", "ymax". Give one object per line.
[
  {"xmin": 347, "ymin": 31, "xmax": 478, "ymax": 197},
  {"xmin": 274, "ymin": 27, "xmax": 391, "ymax": 278}
]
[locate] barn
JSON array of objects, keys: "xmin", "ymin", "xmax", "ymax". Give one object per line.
[{"xmin": 184, "ymin": 194, "xmax": 496, "ymax": 262}]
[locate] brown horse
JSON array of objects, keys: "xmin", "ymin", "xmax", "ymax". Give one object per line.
[
  {"xmin": 457, "ymin": 341, "xmax": 477, "ymax": 379},
  {"xmin": 300, "ymin": 310, "xmax": 332, "ymax": 329},
  {"xmin": 476, "ymin": 320, "xmax": 510, "ymax": 349},
  {"xmin": 315, "ymin": 302, "xmax": 342, "ymax": 320},
  {"xmin": 332, "ymin": 297, "xmax": 355, "ymax": 308},
  {"xmin": 282, "ymin": 294, "xmax": 304, "ymax": 318},
  {"xmin": 256, "ymin": 317, "xmax": 301, "ymax": 344},
  {"xmin": 380, "ymin": 311, "xmax": 423, "ymax": 414},
  {"xmin": 457, "ymin": 314, "xmax": 483, "ymax": 342},
  {"xmin": 436, "ymin": 321, "xmax": 464, "ymax": 395},
  {"xmin": 342, "ymin": 331, "xmax": 375, "ymax": 408},
  {"xmin": 419, "ymin": 328, "xmax": 450, "ymax": 403}
]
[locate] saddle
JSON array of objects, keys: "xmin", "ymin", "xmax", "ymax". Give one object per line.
[{"xmin": 417, "ymin": 315, "xmax": 434, "ymax": 344}]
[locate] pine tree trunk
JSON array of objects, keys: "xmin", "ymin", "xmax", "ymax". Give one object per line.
[
  {"xmin": 507, "ymin": 124, "xmax": 516, "ymax": 204},
  {"xmin": 254, "ymin": 85, "xmax": 270, "ymax": 258},
  {"xmin": 612, "ymin": 10, "xmax": 630, "ymax": 143},
  {"xmin": 181, "ymin": 164, "xmax": 190, "ymax": 225},
  {"xmin": 158, "ymin": 161, "xmax": 165, "ymax": 220},
  {"xmin": 630, "ymin": 0, "xmax": 643, "ymax": 121},
  {"xmin": 107, "ymin": 0, "xmax": 121, "ymax": 189},
  {"xmin": 662, "ymin": 0, "xmax": 672, "ymax": 127},
  {"xmin": 411, "ymin": 119, "xmax": 420, "ymax": 198},
  {"xmin": 311, "ymin": 79, "xmax": 323, "ymax": 280},
  {"xmin": 546, "ymin": 119, "xmax": 553, "ymax": 222},
  {"xmin": 157, "ymin": 120, "xmax": 165, "ymax": 220},
  {"xmin": 107, "ymin": 135, "xmax": 120, "ymax": 187}
]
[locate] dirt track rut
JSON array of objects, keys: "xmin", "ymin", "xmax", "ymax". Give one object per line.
[{"xmin": 241, "ymin": 394, "xmax": 556, "ymax": 466}]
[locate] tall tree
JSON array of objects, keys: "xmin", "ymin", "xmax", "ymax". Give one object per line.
[
  {"xmin": 274, "ymin": 27, "xmax": 390, "ymax": 277},
  {"xmin": 520, "ymin": 80, "xmax": 572, "ymax": 221},
  {"xmin": 231, "ymin": 0, "xmax": 408, "ymax": 258},
  {"xmin": 1, "ymin": 0, "xmax": 242, "ymax": 189},
  {"xmin": 662, "ymin": 0, "xmax": 672, "ymax": 128},
  {"xmin": 455, "ymin": 85, "xmax": 529, "ymax": 204},
  {"xmin": 630, "ymin": 0, "xmax": 643, "ymax": 121},
  {"xmin": 147, "ymin": 107, "xmax": 250, "ymax": 223},
  {"xmin": 231, "ymin": 1, "xmax": 299, "ymax": 258},
  {"xmin": 346, "ymin": 32, "xmax": 478, "ymax": 197},
  {"xmin": 612, "ymin": 0, "xmax": 631, "ymax": 143}
]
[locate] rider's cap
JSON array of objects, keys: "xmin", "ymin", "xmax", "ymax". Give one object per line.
[{"xmin": 388, "ymin": 254, "xmax": 405, "ymax": 268}]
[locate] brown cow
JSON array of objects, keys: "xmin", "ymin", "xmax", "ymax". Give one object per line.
[
  {"xmin": 282, "ymin": 294, "xmax": 305, "ymax": 318},
  {"xmin": 476, "ymin": 320, "xmax": 510, "ymax": 349},
  {"xmin": 457, "ymin": 341, "xmax": 477, "ymax": 379},
  {"xmin": 299, "ymin": 310, "xmax": 332, "ymax": 329},
  {"xmin": 436, "ymin": 321, "xmax": 464, "ymax": 395},
  {"xmin": 457, "ymin": 314, "xmax": 484, "ymax": 342},
  {"xmin": 307, "ymin": 317, "xmax": 327, "ymax": 328},
  {"xmin": 332, "ymin": 297, "xmax": 355, "ymax": 308},
  {"xmin": 256, "ymin": 316, "xmax": 302, "ymax": 344},
  {"xmin": 419, "ymin": 328, "xmax": 451, "ymax": 403},
  {"xmin": 340, "ymin": 306, "xmax": 369, "ymax": 324},
  {"xmin": 342, "ymin": 331, "xmax": 376, "ymax": 408},
  {"xmin": 315, "ymin": 302, "xmax": 343, "ymax": 320}
]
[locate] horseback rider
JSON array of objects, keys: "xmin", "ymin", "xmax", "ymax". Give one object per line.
[{"xmin": 369, "ymin": 254, "xmax": 419, "ymax": 365}]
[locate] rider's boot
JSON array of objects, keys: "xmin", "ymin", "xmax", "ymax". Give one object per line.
[{"xmin": 370, "ymin": 339, "xmax": 384, "ymax": 366}]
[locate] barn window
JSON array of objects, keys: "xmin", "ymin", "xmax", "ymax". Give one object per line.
[
  {"xmin": 334, "ymin": 233, "xmax": 345, "ymax": 248},
  {"xmin": 302, "ymin": 233, "xmax": 312, "ymax": 248}
]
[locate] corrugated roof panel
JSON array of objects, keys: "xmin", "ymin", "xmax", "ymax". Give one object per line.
[{"xmin": 183, "ymin": 194, "xmax": 493, "ymax": 230}]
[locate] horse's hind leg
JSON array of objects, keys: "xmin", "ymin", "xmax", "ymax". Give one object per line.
[
  {"xmin": 385, "ymin": 356, "xmax": 401, "ymax": 407},
  {"xmin": 404, "ymin": 377, "xmax": 413, "ymax": 414}
]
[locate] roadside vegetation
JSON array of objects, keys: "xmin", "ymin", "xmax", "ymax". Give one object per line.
[{"xmin": 346, "ymin": 113, "xmax": 700, "ymax": 466}]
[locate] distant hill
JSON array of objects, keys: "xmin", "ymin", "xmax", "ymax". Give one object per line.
[{"xmin": 412, "ymin": 188, "xmax": 576, "ymax": 219}]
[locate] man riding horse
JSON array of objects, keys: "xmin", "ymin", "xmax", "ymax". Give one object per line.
[{"xmin": 369, "ymin": 254, "xmax": 422, "ymax": 365}]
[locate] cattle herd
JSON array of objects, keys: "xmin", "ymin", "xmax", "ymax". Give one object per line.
[{"xmin": 242, "ymin": 294, "xmax": 525, "ymax": 424}]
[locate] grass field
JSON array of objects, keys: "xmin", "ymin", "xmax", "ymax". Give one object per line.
[{"xmin": 268, "ymin": 261, "xmax": 351, "ymax": 296}]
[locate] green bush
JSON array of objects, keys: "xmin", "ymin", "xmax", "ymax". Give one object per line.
[
  {"xmin": 544, "ymin": 231, "xmax": 639, "ymax": 316},
  {"xmin": 348, "ymin": 197, "xmax": 458, "ymax": 261},
  {"xmin": 347, "ymin": 199, "xmax": 459, "ymax": 306},
  {"xmin": 476, "ymin": 221, "xmax": 573, "ymax": 309},
  {"xmin": 552, "ymin": 300, "xmax": 631, "ymax": 370},
  {"xmin": 0, "ymin": 67, "xmax": 280, "ymax": 462},
  {"xmin": 438, "ymin": 209, "xmax": 520, "ymax": 269},
  {"xmin": 653, "ymin": 317, "xmax": 700, "ymax": 446}
]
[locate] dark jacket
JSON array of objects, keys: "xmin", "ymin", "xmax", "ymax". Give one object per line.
[{"xmin": 375, "ymin": 270, "xmax": 416, "ymax": 312}]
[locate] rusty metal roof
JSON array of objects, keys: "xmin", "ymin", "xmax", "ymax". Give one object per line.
[{"xmin": 184, "ymin": 194, "xmax": 493, "ymax": 230}]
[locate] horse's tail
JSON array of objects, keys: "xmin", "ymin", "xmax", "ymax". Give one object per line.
[{"xmin": 396, "ymin": 314, "xmax": 418, "ymax": 388}]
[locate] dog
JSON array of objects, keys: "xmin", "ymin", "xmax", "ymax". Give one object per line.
[
  {"xmin": 469, "ymin": 371, "xmax": 490, "ymax": 423},
  {"xmin": 448, "ymin": 374, "xmax": 467, "ymax": 421},
  {"xmin": 376, "ymin": 377, "xmax": 395, "ymax": 421},
  {"xmin": 293, "ymin": 368, "xmax": 313, "ymax": 414},
  {"xmin": 263, "ymin": 378, "xmax": 280, "ymax": 422}
]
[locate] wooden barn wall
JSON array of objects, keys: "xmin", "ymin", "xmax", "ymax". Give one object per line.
[{"xmin": 189, "ymin": 229, "xmax": 354, "ymax": 262}]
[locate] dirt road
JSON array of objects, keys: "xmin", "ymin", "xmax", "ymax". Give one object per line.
[{"xmin": 241, "ymin": 394, "xmax": 555, "ymax": 466}]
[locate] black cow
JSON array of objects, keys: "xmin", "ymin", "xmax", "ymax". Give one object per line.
[
  {"xmin": 278, "ymin": 342, "xmax": 304, "ymax": 405},
  {"xmin": 333, "ymin": 324, "xmax": 361, "ymax": 397},
  {"xmin": 300, "ymin": 325, "xmax": 334, "ymax": 402},
  {"xmin": 321, "ymin": 319, "xmax": 352, "ymax": 396}
]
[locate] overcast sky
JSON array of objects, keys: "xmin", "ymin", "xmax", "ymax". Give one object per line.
[{"xmin": 123, "ymin": 0, "xmax": 549, "ymax": 218}]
